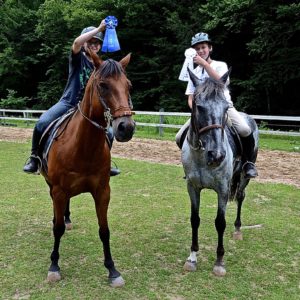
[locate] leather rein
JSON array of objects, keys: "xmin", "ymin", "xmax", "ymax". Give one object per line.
[{"xmin": 77, "ymin": 72, "xmax": 133, "ymax": 131}]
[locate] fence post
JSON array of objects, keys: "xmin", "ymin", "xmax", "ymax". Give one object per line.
[
  {"xmin": 1, "ymin": 110, "xmax": 5, "ymax": 125},
  {"xmin": 23, "ymin": 111, "xmax": 29, "ymax": 126},
  {"xmin": 159, "ymin": 108, "xmax": 164, "ymax": 136}
]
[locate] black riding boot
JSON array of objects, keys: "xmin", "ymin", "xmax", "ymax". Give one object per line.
[
  {"xmin": 23, "ymin": 127, "xmax": 41, "ymax": 174},
  {"xmin": 241, "ymin": 133, "xmax": 258, "ymax": 179},
  {"xmin": 107, "ymin": 129, "xmax": 120, "ymax": 177}
]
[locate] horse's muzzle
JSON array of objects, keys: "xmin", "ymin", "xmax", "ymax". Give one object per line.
[
  {"xmin": 207, "ymin": 150, "xmax": 226, "ymax": 167},
  {"xmin": 113, "ymin": 117, "xmax": 136, "ymax": 142}
]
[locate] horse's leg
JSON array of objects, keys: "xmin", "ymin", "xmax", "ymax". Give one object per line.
[
  {"xmin": 47, "ymin": 187, "xmax": 68, "ymax": 282},
  {"xmin": 184, "ymin": 182, "xmax": 200, "ymax": 272},
  {"xmin": 93, "ymin": 186, "xmax": 125, "ymax": 288},
  {"xmin": 64, "ymin": 199, "xmax": 72, "ymax": 230},
  {"xmin": 233, "ymin": 178, "xmax": 250, "ymax": 240},
  {"xmin": 213, "ymin": 191, "xmax": 228, "ymax": 277}
]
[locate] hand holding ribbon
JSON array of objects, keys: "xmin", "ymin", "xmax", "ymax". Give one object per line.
[
  {"xmin": 178, "ymin": 48, "xmax": 197, "ymax": 81},
  {"xmin": 102, "ymin": 16, "xmax": 121, "ymax": 53}
]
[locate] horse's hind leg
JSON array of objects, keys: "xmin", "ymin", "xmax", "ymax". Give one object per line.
[
  {"xmin": 213, "ymin": 192, "xmax": 228, "ymax": 277},
  {"xmin": 233, "ymin": 178, "xmax": 250, "ymax": 240},
  {"xmin": 64, "ymin": 199, "xmax": 72, "ymax": 230},
  {"xmin": 47, "ymin": 187, "xmax": 68, "ymax": 282},
  {"xmin": 93, "ymin": 187, "xmax": 125, "ymax": 288},
  {"xmin": 184, "ymin": 183, "xmax": 200, "ymax": 272}
]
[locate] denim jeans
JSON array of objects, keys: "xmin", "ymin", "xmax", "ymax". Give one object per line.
[
  {"xmin": 35, "ymin": 101, "xmax": 73, "ymax": 134},
  {"xmin": 31, "ymin": 101, "xmax": 73, "ymax": 153}
]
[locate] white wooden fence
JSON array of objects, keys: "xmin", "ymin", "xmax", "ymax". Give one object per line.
[{"xmin": 1, "ymin": 109, "xmax": 300, "ymax": 136}]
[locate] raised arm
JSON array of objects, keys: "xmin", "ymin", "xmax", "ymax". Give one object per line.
[{"xmin": 72, "ymin": 19, "xmax": 106, "ymax": 54}]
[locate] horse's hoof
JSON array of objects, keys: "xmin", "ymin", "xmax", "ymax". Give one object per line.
[
  {"xmin": 183, "ymin": 260, "xmax": 197, "ymax": 272},
  {"xmin": 233, "ymin": 230, "xmax": 243, "ymax": 240},
  {"xmin": 213, "ymin": 265, "xmax": 226, "ymax": 277},
  {"xmin": 65, "ymin": 222, "xmax": 72, "ymax": 230},
  {"xmin": 110, "ymin": 276, "xmax": 125, "ymax": 288},
  {"xmin": 47, "ymin": 271, "xmax": 61, "ymax": 282}
]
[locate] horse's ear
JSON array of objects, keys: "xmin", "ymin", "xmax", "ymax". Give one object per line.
[
  {"xmin": 188, "ymin": 68, "xmax": 200, "ymax": 88},
  {"xmin": 119, "ymin": 53, "xmax": 131, "ymax": 69},
  {"xmin": 220, "ymin": 67, "xmax": 232, "ymax": 84},
  {"xmin": 87, "ymin": 48, "xmax": 102, "ymax": 69}
]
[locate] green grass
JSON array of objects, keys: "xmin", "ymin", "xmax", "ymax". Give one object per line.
[
  {"xmin": 0, "ymin": 141, "xmax": 300, "ymax": 299},
  {"xmin": 258, "ymin": 133, "xmax": 300, "ymax": 152}
]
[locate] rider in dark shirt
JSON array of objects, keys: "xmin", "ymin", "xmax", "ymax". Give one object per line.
[{"xmin": 23, "ymin": 20, "xmax": 120, "ymax": 176}]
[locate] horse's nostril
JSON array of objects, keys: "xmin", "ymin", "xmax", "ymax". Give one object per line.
[
  {"xmin": 118, "ymin": 122, "xmax": 126, "ymax": 132},
  {"xmin": 208, "ymin": 150, "xmax": 226, "ymax": 165}
]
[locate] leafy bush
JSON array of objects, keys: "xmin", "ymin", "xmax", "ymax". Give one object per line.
[{"xmin": 0, "ymin": 89, "xmax": 30, "ymax": 109}]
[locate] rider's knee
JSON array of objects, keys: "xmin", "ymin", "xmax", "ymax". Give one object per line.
[
  {"xmin": 236, "ymin": 125, "xmax": 251, "ymax": 137},
  {"xmin": 35, "ymin": 119, "xmax": 48, "ymax": 133}
]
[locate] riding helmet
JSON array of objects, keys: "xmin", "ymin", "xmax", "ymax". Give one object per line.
[
  {"xmin": 191, "ymin": 32, "xmax": 211, "ymax": 46},
  {"xmin": 81, "ymin": 26, "xmax": 104, "ymax": 42}
]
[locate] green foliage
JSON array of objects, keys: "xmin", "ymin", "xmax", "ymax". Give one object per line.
[
  {"xmin": 0, "ymin": 0, "xmax": 44, "ymax": 100},
  {"xmin": 0, "ymin": 0, "xmax": 299, "ymax": 114},
  {"xmin": 199, "ymin": 0, "xmax": 300, "ymax": 114},
  {"xmin": 0, "ymin": 89, "xmax": 29, "ymax": 109}
]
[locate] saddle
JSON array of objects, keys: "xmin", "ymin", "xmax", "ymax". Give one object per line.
[
  {"xmin": 37, "ymin": 107, "xmax": 112, "ymax": 174},
  {"xmin": 38, "ymin": 108, "xmax": 76, "ymax": 174}
]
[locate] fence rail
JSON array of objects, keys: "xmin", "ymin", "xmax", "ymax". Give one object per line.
[{"xmin": 1, "ymin": 109, "xmax": 300, "ymax": 136}]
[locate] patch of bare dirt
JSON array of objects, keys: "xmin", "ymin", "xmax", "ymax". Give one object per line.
[{"xmin": 1, "ymin": 126, "xmax": 299, "ymax": 188}]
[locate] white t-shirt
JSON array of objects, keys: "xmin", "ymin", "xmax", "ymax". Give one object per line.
[{"xmin": 185, "ymin": 60, "xmax": 233, "ymax": 106}]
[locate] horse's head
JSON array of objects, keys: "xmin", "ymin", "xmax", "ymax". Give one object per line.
[
  {"xmin": 90, "ymin": 53, "xmax": 135, "ymax": 142},
  {"xmin": 188, "ymin": 68, "xmax": 230, "ymax": 167}
]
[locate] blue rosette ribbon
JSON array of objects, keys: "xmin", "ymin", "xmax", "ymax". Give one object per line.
[{"xmin": 102, "ymin": 16, "xmax": 121, "ymax": 52}]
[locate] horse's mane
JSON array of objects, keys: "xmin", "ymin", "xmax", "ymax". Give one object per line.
[
  {"xmin": 194, "ymin": 77, "xmax": 226, "ymax": 101},
  {"xmin": 98, "ymin": 59, "xmax": 124, "ymax": 79}
]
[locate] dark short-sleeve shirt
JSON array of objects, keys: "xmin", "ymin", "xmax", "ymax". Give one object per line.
[{"xmin": 59, "ymin": 49, "xmax": 94, "ymax": 106}]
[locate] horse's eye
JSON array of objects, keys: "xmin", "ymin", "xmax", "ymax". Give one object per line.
[{"xmin": 99, "ymin": 82, "xmax": 109, "ymax": 94}]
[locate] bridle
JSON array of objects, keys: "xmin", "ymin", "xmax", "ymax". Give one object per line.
[
  {"xmin": 77, "ymin": 71, "xmax": 134, "ymax": 131},
  {"xmin": 188, "ymin": 109, "xmax": 227, "ymax": 151}
]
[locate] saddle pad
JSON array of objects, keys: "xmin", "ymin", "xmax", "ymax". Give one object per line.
[{"xmin": 39, "ymin": 108, "xmax": 76, "ymax": 173}]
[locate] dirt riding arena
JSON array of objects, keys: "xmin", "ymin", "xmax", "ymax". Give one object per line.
[{"xmin": 1, "ymin": 126, "xmax": 299, "ymax": 188}]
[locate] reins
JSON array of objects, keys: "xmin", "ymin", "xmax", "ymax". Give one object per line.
[{"xmin": 77, "ymin": 101, "xmax": 109, "ymax": 131}]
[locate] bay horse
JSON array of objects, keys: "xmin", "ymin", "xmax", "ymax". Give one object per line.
[
  {"xmin": 41, "ymin": 53, "xmax": 135, "ymax": 287},
  {"xmin": 181, "ymin": 69, "xmax": 258, "ymax": 276}
]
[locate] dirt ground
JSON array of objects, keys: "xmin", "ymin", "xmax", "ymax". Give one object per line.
[{"xmin": 1, "ymin": 126, "xmax": 299, "ymax": 188}]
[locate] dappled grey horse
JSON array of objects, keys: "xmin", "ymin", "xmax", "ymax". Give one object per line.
[{"xmin": 181, "ymin": 69, "xmax": 258, "ymax": 276}]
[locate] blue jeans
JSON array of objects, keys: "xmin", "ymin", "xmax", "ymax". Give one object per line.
[
  {"xmin": 31, "ymin": 101, "xmax": 73, "ymax": 152},
  {"xmin": 35, "ymin": 101, "xmax": 73, "ymax": 133}
]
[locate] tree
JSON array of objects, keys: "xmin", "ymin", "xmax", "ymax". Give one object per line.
[
  {"xmin": 0, "ymin": 0, "xmax": 299, "ymax": 114},
  {"xmin": 0, "ymin": 0, "xmax": 44, "ymax": 106},
  {"xmin": 198, "ymin": 0, "xmax": 300, "ymax": 114}
]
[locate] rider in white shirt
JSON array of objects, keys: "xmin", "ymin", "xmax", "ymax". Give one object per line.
[{"xmin": 176, "ymin": 32, "xmax": 258, "ymax": 179}]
